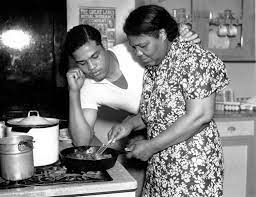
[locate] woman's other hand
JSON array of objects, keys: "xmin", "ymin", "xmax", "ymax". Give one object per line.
[
  {"xmin": 66, "ymin": 68, "xmax": 86, "ymax": 92},
  {"xmin": 126, "ymin": 139, "xmax": 155, "ymax": 161},
  {"xmin": 108, "ymin": 122, "xmax": 133, "ymax": 143},
  {"xmin": 179, "ymin": 24, "xmax": 201, "ymax": 44}
]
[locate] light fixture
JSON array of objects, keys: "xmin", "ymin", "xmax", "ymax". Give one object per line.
[{"xmin": 0, "ymin": 29, "xmax": 31, "ymax": 50}]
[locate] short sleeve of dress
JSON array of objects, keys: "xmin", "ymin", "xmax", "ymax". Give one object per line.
[{"xmin": 180, "ymin": 45, "xmax": 230, "ymax": 100}]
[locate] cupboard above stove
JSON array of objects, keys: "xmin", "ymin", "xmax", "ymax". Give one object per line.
[{"xmin": 147, "ymin": 0, "xmax": 255, "ymax": 61}]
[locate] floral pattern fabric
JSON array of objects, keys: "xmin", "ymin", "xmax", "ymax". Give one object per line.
[{"xmin": 140, "ymin": 38, "xmax": 229, "ymax": 197}]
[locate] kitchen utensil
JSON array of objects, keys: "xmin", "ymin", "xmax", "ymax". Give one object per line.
[
  {"xmin": 60, "ymin": 145, "xmax": 121, "ymax": 172},
  {"xmin": 6, "ymin": 110, "xmax": 60, "ymax": 166},
  {"xmin": 96, "ymin": 139, "xmax": 115, "ymax": 155},
  {"xmin": 0, "ymin": 135, "xmax": 34, "ymax": 181}
]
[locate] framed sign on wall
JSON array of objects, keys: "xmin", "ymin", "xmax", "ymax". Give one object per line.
[
  {"xmin": 79, "ymin": 7, "xmax": 116, "ymax": 48},
  {"xmin": 66, "ymin": 0, "xmax": 135, "ymax": 47}
]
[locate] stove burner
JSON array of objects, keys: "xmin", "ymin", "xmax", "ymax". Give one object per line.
[{"xmin": 0, "ymin": 161, "xmax": 112, "ymax": 189}]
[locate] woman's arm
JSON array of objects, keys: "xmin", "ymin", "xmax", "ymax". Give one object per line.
[
  {"xmin": 127, "ymin": 93, "xmax": 215, "ymax": 161},
  {"xmin": 149, "ymin": 93, "xmax": 215, "ymax": 153}
]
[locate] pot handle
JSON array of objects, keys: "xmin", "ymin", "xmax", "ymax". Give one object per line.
[
  {"xmin": 28, "ymin": 110, "xmax": 40, "ymax": 117},
  {"xmin": 11, "ymin": 126, "xmax": 31, "ymax": 133}
]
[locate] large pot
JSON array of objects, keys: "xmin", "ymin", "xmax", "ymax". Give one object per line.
[
  {"xmin": 0, "ymin": 135, "xmax": 34, "ymax": 181},
  {"xmin": 6, "ymin": 110, "xmax": 59, "ymax": 167},
  {"xmin": 60, "ymin": 146, "xmax": 120, "ymax": 173}
]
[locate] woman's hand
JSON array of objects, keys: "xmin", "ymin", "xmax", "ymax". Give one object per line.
[
  {"xmin": 66, "ymin": 68, "xmax": 86, "ymax": 92},
  {"xmin": 108, "ymin": 122, "xmax": 133, "ymax": 143},
  {"xmin": 126, "ymin": 139, "xmax": 155, "ymax": 161},
  {"xmin": 179, "ymin": 24, "xmax": 201, "ymax": 44}
]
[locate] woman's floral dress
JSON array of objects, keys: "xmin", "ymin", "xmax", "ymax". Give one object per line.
[{"xmin": 140, "ymin": 38, "xmax": 230, "ymax": 197}]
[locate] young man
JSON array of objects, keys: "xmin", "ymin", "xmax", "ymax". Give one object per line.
[{"xmin": 65, "ymin": 24, "xmax": 200, "ymax": 146}]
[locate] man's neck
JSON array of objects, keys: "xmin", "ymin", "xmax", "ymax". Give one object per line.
[
  {"xmin": 106, "ymin": 50, "xmax": 122, "ymax": 82},
  {"xmin": 105, "ymin": 50, "xmax": 128, "ymax": 89}
]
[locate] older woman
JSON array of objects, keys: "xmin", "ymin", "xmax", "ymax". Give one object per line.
[{"xmin": 108, "ymin": 5, "xmax": 230, "ymax": 197}]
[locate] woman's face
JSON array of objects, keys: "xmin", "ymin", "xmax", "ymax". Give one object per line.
[
  {"xmin": 127, "ymin": 33, "xmax": 168, "ymax": 66},
  {"xmin": 72, "ymin": 40, "xmax": 110, "ymax": 81}
]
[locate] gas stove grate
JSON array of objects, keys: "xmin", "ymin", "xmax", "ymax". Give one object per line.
[{"xmin": 0, "ymin": 161, "xmax": 112, "ymax": 189}]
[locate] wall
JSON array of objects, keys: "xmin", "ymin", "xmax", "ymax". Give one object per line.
[
  {"xmin": 66, "ymin": 0, "xmax": 135, "ymax": 44},
  {"xmin": 226, "ymin": 62, "xmax": 256, "ymax": 99}
]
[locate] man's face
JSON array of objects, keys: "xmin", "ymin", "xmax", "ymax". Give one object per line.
[
  {"xmin": 72, "ymin": 40, "xmax": 109, "ymax": 81},
  {"xmin": 127, "ymin": 34, "xmax": 167, "ymax": 66}
]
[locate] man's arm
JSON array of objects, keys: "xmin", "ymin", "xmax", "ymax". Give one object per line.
[{"xmin": 69, "ymin": 90, "xmax": 97, "ymax": 146}]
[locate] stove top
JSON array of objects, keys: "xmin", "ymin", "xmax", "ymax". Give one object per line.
[{"xmin": 0, "ymin": 161, "xmax": 112, "ymax": 190}]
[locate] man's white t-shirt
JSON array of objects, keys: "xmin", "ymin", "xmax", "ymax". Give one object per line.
[{"xmin": 80, "ymin": 42, "xmax": 145, "ymax": 114}]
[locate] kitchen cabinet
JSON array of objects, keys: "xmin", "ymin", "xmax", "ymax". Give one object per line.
[
  {"xmin": 145, "ymin": 0, "xmax": 255, "ymax": 61},
  {"xmin": 192, "ymin": 0, "xmax": 255, "ymax": 62},
  {"xmin": 214, "ymin": 112, "xmax": 256, "ymax": 197}
]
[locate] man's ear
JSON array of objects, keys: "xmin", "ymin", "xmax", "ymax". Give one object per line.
[{"xmin": 159, "ymin": 29, "xmax": 167, "ymax": 41}]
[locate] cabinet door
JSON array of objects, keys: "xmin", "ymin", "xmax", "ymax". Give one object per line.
[
  {"xmin": 193, "ymin": 0, "xmax": 255, "ymax": 61},
  {"xmin": 223, "ymin": 145, "xmax": 247, "ymax": 197},
  {"xmin": 216, "ymin": 119, "xmax": 256, "ymax": 197}
]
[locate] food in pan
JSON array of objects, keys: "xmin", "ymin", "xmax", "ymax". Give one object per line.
[{"xmin": 66, "ymin": 147, "xmax": 112, "ymax": 160}]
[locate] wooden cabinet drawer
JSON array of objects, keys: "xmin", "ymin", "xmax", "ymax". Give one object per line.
[{"xmin": 215, "ymin": 120, "xmax": 254, "ymax": 137}]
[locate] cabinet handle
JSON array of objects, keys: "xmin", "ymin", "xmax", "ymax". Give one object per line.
[{"xmin": 227, "ymin": 126, "xmax": 236, "ymax": 133}]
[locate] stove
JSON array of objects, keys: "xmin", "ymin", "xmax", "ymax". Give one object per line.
[{"xmin": 0, "ymin": 161, "xmax": 112, "ymax": 190}]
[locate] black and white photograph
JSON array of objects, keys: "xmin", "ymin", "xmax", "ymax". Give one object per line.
[{"xmin": 0, "ymin": 0, "xmax": 255, "ymax": 197}]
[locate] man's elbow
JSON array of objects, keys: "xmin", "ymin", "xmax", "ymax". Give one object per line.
[{"xmin": 70, "ymin": 130, "xmax": 92, "ymax": 146}]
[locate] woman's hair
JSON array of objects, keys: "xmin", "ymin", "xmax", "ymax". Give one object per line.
[
  {"xmin": 64, "ymin": 24, "xmax": 103, "ymax": 56},
  {"xmin": 123, "ymin": 5, "xmax": 179, "ymax": 42}
]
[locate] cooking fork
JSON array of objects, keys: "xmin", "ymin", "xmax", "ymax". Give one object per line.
[{"xmin": 96, "ymin": 139, "xmax": 115, "ymax": 155}]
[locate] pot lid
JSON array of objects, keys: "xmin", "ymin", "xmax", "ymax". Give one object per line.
[{"xmin": 7, "ymin": 110, "xmax": 58, "ymax": 127}]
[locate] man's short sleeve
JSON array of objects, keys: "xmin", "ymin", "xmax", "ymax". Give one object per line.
[{"xmin": 80, "ymin": 80, "xmax": 99, "ymax": 110}]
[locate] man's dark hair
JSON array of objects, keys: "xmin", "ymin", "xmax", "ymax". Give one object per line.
[
  {"xmin": 123, "ymin": 5, "xmax": 179, "ymax": 42},
  {"xmin": 64, "ymin": 24, "xmax": 103, "ymax": 57}
]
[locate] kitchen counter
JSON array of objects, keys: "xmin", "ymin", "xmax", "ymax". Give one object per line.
[
  {"xmin": 0, "ymin": 139, "xmax": 137, "ymax": 197},
  {"xmin": 214, "ymin": 110, "xmax": 256, "ymax": 120}
]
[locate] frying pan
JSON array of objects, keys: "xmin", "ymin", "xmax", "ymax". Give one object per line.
[{"xmin": 60, "ymin": 146, "xmax": 122, "ymax": 172}]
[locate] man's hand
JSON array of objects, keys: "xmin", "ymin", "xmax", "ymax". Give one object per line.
[
  {"xmin": 179, "ymin": 24, "xmax": 201, "ymax": 44},
  {"xmin": 66, "ymin": 68, "xmax": 86, "ymax": 92}
]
